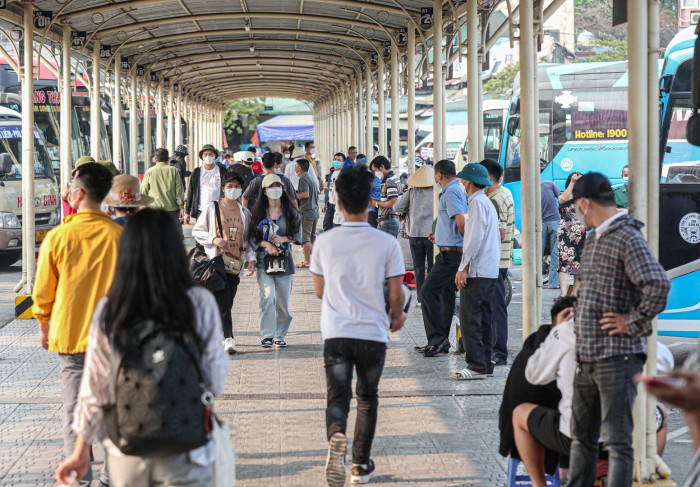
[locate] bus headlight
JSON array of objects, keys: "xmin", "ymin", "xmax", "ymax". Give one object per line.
[
  {"xmin": 48, "ymin": 208, "xmax": 61, "ymax": 226},
  {"xmin": 0, "ymin": 212, "xmax": 21, "ymax": 229}
]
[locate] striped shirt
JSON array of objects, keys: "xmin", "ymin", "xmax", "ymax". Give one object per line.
[
  {"xmin": 378, "ymin": 170, "xmax": 401, "ymax": 218},
  {"xmin": 488, "ymin": 186, "xmax": 515, "ymax": 269}
]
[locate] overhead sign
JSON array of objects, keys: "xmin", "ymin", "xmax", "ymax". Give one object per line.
[
  {"xmin": 360, "ymin": 62, "xmax": 366, "ymax": 72},
  {"xmin": 0, "ymin": 1, "xmax": 6, "ymax": 9},
  {"xmin": 419, "ymin": 7, "xmax": 433, "ymax": 31},
  {"xmin": 120, "ymin": 56, "xmax": 129, "ymax": 70},
  {"xmin": 370, "ymin": 51, "xmax": 378, "ymax": 66},
  {"xmin": 71, "ymin": 31, "xmax": 86, "ymax": 48},
  {"xmin": 383, "ymin": 40, "xmax": 391, "ymax": 58},
  {"xmin": 264, "ymin": 105, "xmax": 273, "ymax": 111},
  {"xmin": 100, "ymin": 44, "xmax": 112, "ymax": 59},
  {"xmin": 163, "ymin": 77, "xmax": 170, "ymax": 87},
  {"xmin": 397, "ymin": 28, "xmax": 408, "ymax": 47},
  {"xmin": 150, "ymin": 72, "xmax": 158, "ymax": 82},
  {"xmin": 34, "ymin": 10, "xmax": 53, "ymax": 30},
  {"xmin": 137, "ymin": 65, "xmax": 145, "ymax": 77},
  {"xmin": 173, "ymin": 83, "xmax": 179, "ymax": 92}
]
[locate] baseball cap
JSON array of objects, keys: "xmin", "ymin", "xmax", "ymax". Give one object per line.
[
  {"xmin": 234, "ymin": 150, "xmax": 255, "ymax": 164},
  {"xmin": 262, "ymin": 174, "xmax": 282, "ymax": 188},
  {"xmin": 565, "ymin": 172, "xmax": 615, "ymax": 205}
]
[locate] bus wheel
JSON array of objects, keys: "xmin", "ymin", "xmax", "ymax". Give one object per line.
[
  {"xmin": 505, "ymin": 274, "xmax": 513, "ymax": 307},
  {"xmin": 0, "ymin": 251, "xmax": 20, "ymax": 267}
]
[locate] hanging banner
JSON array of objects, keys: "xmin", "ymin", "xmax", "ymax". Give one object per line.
[
  {"xmin": 71, "ymin": 31, "xmax": 87, "ymax": 48},
  {"xmin": 100, "ymin": 44, "xmax": 112, "ymax": 59},
  {"xmin": 419, "ymin": 7, "xmax": 433, "ymax": 31},
  {"xmin": 120, "ymin": 56, "xmax": 129, "ymax": 70},
  {"xmin": 33, "ymin": 10, "xmax": 53, "ymax": 30},
  {"xmin": 137, "ymin": 65, "xmax": 145, "ymax": 77},
  {"xmin": 397, "ymin": 28, "xmax": 408, "ymax": 47},
  {"xmin": 383, "ymin": 40, "xmax": 391, "ymax": 58}
]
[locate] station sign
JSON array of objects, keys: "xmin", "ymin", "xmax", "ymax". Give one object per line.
[
  {"xmin": 173, "ymin": 83, "xmax": 179, "ymax": 92},
  {"xmin": 370, "ymin": 51, "xmax": 378, "ymax": 66},
  {"xmin": 71, "ymin": 31, "xmax": 86, "ymax": 48},
  {"xmin": 397, "ymin": 28, "xmax": 408, "ymax": 47},
  {"xmin": 34, "ymin": 10, "xmax": 53, "ymax": 30},
  {"xmin": 383, "ymin": 40, "xmax": 391, "ymax": 58},
  {"xmin": 137, "ymin": 65, "xmax": 145, "ymax": 77},
  {"xmin": 150, "ymin": 72, "xmax": 158, "ymax": 82},
  {"xmin": 0, "ymin": 1, "xmax": 6, "ymax": 9},
  {"xmin": 163, "ymin": 77, "xmax": 170, "ymax": 87},
  {"xmin": 100, "ymin": 44, "xmax": 112, "ymax": 59},
  {"xmin": 360, "ymin": 62, "xmax": 366, "ymax": 72},
  {"xmin": 120, "ymin": 56, "xmax": 129, "ymax": 70},
  {"xmin": 419, "ymin": 7, "xmax": 433, "ymax": 31}
]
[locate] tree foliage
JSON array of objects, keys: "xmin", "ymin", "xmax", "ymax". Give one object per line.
[
  {"xmin": 483, "ymin": 63, "xmax": 519, "ymax": 98},
  {"xmin": 574, "ymin": 34, "xmax": 628, "ymax": 63},
  {"xmin": 223, "ymin": 98, "xmax": 264, "ymax": 136}
]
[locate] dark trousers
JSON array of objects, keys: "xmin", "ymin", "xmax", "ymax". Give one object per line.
[
  {"xmin": 459, "ymin": 277, "xmax": 497, "ymax": 374},
  {"xmin": 324, "ymin": 338, "xmax": 386, "ymax": 465},
  {"xmin": 367, "ymin": 210, "xmax": 378, "ymax": 228},
  {"xmin": 214, "ymin": 273, "xmax": 240, "ymax": 338},
  {"xmin": 408, "ymin": 237, "xmax": 434, "ymax": 303},
  {"xmin": 169, "ymin": 210, "xmax": 183, "ymax": 238},
  {"xmin": 323, "ymin": 203, "xmax": 336, "ymax": 231},
  {"xmin": 419, "ymin": 251, "xmax": 461, "ymax": 346},
  {"xmin": 569, "ymin": 354, "xmax": 644, "ymax": 487},
  {"xmin": 488, "ymin": 268, "xmax": 509, "ymax": 361}
]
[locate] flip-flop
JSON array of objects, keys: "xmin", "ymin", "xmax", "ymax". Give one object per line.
[
  {"xmin": 450, "ymin": 368, "xmax": 487, "ymax": 380},
  {"xmin": 295, "ymin": 262, "xmax": 309, "ymax": 268}
]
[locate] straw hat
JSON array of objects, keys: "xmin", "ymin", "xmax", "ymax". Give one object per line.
[
  {"xmin": 407, "ymin": 164, "xmax": 434, "ymax": 188},
  {"xmin": 104, "ymin": 174, "xmax": 154, "ymax": 207}
]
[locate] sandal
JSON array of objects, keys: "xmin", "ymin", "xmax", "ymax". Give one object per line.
[
  {"xmin": 450, "ymin": 368, "xmax": 487, "ymax": 380},
  {"xmin": 296, "ymin": 262, "xmax": 309, "ymax": 268}
]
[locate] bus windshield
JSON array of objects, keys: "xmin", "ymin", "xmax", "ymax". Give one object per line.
[{"xmin": 0, "ymin": 125, "xmax": 55, "ymax": 179}]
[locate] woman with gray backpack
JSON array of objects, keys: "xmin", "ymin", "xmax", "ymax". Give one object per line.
[{"xmin": 55, "ymin": 209, "xmax": 230, "ymax": 487}]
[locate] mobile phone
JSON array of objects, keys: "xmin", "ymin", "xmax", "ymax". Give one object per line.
[{"xmin": 636, "ymin": 374, "xmax": 674, "ymax": 389}]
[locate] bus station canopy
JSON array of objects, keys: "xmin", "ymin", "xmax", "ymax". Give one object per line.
[{"xmin": 256, "ymin": 114, "xmax": 314, "ymax": 141}]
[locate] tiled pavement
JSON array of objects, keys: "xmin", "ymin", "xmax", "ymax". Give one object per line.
[{"xmin": 0, "ymin": 250, "xmax": 544, "ymax": 486}]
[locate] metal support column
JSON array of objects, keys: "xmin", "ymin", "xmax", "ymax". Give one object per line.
[
  {"xmin": 519, "ymin": 0, "xmax": 538, "ymax": 338},
  {"xmin": 60, "ymin": 24, "xmax": 73, "ymax": 194},
  {"xmin": 156, "ymin": 82, "xmax": 164, "ymax": 147},
  {"xmin": 466, "ymin": 0, "xmax": 479, "ymax": 167},
  {"xmin": 167, "ymin": 84, "xmax": 174, "ymax": 154},
  {"xmin": 390, "ymin": 41, "xmax": 400, "ymax": 168},
  {"xmin": 90, "ymin": 41, "xmax": 101, "ymax": 159},
  {"xmin": 129, "ymin": 75, "xmax": 138, "ymax": 177},
  {"xmin": 143, "ymin": 76, "xmax": 151, "ymax": 168},
  {"xmin": 365, "ymin": 67, "xmax": 373, "ymax": 156},
  {"xmin": 407, "ymin": 23, "xmax": 416, "ymax": 175},
  {"xmin": 350, "ymin": 77, "xmax": 356, "ymax": 147},
  {"xmin": 378, "ymin": 56, "xmax": 387, "ymax": 156},
  {"xmin": 175, "ymin": 88, "xmax": 183, "ymax": 149},
  {"xmin": 21, "ymin": 0, "xmax": 36, "ymax": 294},
  {"xmin": 433, "ymin": 0, "xmax": 444, "ymax": 162},
  {"xmin": 112, "ymin": 52, "xmax": 122, "ymax": 171}
]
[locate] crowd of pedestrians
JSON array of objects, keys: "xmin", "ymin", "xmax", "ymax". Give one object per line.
[{"xmin": 29, "ymin": 138, "xmax": 694, "ymax": 487}]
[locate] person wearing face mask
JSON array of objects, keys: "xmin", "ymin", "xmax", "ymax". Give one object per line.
[
  {"xmin": 369, "ymin": 156, "xmax": 402, "ymax": 237},
  {"xmin": 322, "ymin": 152, "xmax": 345, "ymax": 230},
  {"xmin": 295, "ymin": 158, "xmax": 319, "ymax": 267},
  {"xmin": 184, "ymin": 144, "xmax": 227, "ymax": 225},
  {"xmin": 415, "ymin": 159, "xmax": 467, "ymax": 358},
  {"xmin": 564, "ymin": 172, "xmax": 670, "ymax": 487},
  {"xmin": 612, "ymin": 164, "xmax": 629, "ymax": 209},
  {"xmin": 280, "ymin": 147, "xmax": 293, "ymax": 172},
  {"xmin": 229, "ymin": 150, "xmax": 257, "ymax": 191},
  {"xmin": 285, "ymin": 147, "xmax": 319, "ymax": 191},
  {"xmin": 304, "ymin": 140, "xmax": 324, "ymax": 189},
  {"xmin": 249, "ymin": 174, "xmax": 303, "ymax": 348},
  {"xmin": 556, "ymin": 172, "xmax": 586, "ymax": 296},
  {"xmin": 243, "ymin": 152, "xmax": 298, "ymax": 209},
  {"xmin": 193, "ymin": 170, "xmax": 256, "ymax": 355},
  {"xmin": 366, "ymin": 154, "xmax": 381, "ymax": 228}
]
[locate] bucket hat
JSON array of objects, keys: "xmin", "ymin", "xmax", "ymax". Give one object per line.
[
  {"xmin": 456, "ymin": 163, "xmax": 492, "ymax": 187},
  {"xmin": 198, "ymin": 144, "xmax": 219, "ymax": 160},
  {"xmin": 175, "ymin": 144, "xmax": 188, "ymax": 155},
  {"xmin": 104, "ymin": 174, "xmax": 154, "ymax": 207},
  {"xmin": 407, "ymin": 165, "xmax": 434, "ymax": 188},
  {"xmin": 74, "ymin": 155, "xmax": 95, "ymax": 169},
  {"xmin": 97, "ymin": 160, "xmax": 120, "ymax": 176}
]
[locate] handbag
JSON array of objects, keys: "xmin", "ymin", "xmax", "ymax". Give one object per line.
[
  {"xmin": 188, "ymin": 201, "xmax": 227, "ymax": 292},
  {"xmin": 211, "ymin": 415, "xmax": 236, "ymax": 487}
]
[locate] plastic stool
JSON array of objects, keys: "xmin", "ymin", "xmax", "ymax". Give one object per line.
[
  {"xmin": 506, "ymin": 457, "xmax": 561, "ymax": 487},
  {"xmin": 403, "ymin": 270, "xmax": 416, "ymax": 289}
]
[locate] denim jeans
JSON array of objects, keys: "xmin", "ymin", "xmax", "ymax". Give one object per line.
[
  {"xmin": 377, "ymin": 217, "xmax": 400, "ymax": 237},
  {"xmin": 323, "ymin": 203, "xmax": 336, "ymax": 232},
  {"xmin": 542, "ymin": 220, "xmax": 559, "ymax": 288},
  {"xmin": 324, "ymin": 338, "xmax": 387, "ymax": 465},
  {"xmin": 569, "ymin": 354, "xmax": 645, "ymax": 487},
  {"xmin": 419, "ymin": 251, "xmax": 461, "ymax": 346},
  {"xmin": 257, "ymin": 272, "xmax": 294, "ymax": 340},
  {"xmin": 487, "ymin": 268, "xmax": 509, "ymax": 361},
  {"xmin": 458, "ymin": 277, "xmax": 497, "ymax": 374},
  {"xmin": 214, "ymin": 273, "xmax": 240, "ymax": 338},
  {"xmin": 408, "ymin": 237, "xmax": 434, "ymax": 303}
]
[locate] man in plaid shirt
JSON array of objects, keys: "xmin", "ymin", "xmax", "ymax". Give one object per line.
[{"xmin": 566, "ymin": 173, "xmax": 671, "ymax": 487}]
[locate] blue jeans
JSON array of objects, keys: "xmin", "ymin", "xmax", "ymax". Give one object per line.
[
  {"xmin": 543, "ymin": 220, "xmax": 559, "ymax": 288},
  {"xmin": 377, "ymin": 217, "xmax": 400, "ymax": 237},
  {"xmin": 324, "ymin": 338, "xmax": 386, "ymax": 465},
  {"xmin": 569, "ymin": 354, "xmax": 645, "ymax": 487},
  {"xmin": 257, "ymin": 272, "xmax": 294, "ymax": 340}
]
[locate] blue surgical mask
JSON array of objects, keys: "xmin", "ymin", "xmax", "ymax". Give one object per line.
[
  {"xmin": 332, "ymin": 160, "xmax": 342, "ymax": 169},
  {"xmin": 622, "ymin": 177, "xmax": 629, "ymax": 185}
]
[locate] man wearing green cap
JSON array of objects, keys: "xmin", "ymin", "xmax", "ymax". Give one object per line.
[
  {"xmin": 452, "ymin": 163, "xmax": 501, "ymax": 380},
  {"xmin": 184, "ymin": 144, "xmax": 227, "ymax": 224}
]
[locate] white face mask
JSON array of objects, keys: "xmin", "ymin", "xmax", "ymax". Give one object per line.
[
  {"xmin": 225, "ymin": 188, "xmax": 242, "ymax": 200},
  {"xmin": 574, "ymin": 199, "xmax": 590, "ymax": 229},
  {"xmin": 310, "ymin": 148, "xmax": 316, "ymax": 156},
  {"xmin": 284, "ymin": 154, "xmax": 290, "ymax": 160},
  {"xmin": 203, "ymin": 155, "xmax": 216, "ymax": 165},
  {"xmin": 374, "ymin": 171, "xmax": 383, "ymax": 180},
  {"xmin": 266, "ymin": 187, "xmax": 283, "ymax": 200}
]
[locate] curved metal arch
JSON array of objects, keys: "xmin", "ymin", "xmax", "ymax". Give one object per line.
[
  {"xmin": 206, "ymin": 87, "xmax": 321, "ymax": 99},
  {"xmin": 119, "ymin": 28, "xmax": 382, "ymax": 52},
  {"xmin": 174, "ymin": 66, "xmax": 345, "ymax": 90},
  {"xmin": 59, "ymin": 0, "xmax": 413, "ymax": 22},
  {"xmin": 185, "ymin": 75, "xmax": 334, "ymax": 94}
]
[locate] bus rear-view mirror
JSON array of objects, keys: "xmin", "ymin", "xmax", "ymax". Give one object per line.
[
  {"xmin": 687, "ymin": 25, "xmax": 700, "ymax": 146},
  {"xmin": 0, "ymin": 154, "xmax": 13, "ymax": 174},
  {"xmin": 507, "ymin": 117, "xmax": 520, "ymax": 137}
]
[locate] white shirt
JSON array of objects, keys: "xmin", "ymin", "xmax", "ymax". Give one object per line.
[
  {"xmin": 284, "ymin": 159, "xmax": 318, "ymax": 191},
  {"xmin": 198, "ymin": 165, "xmax": 221, "ymax": 213},
  {"xmin": 310, "ymin": 222, "xmax": 405, "ymax": 343},
  {"xmin": 458, "ymin": 189, "xmax": 501, "ymax": 278},
  {"xmin": 192, "ymin": 200, "xmax": 256, "ymax": 262},
  {"xmin": 594, "ymin": 210, "xmax": 624, "ymax": 240},
  {"xmin": 525, "ymin": 319, "xmax": 576, "ymax": 437}
]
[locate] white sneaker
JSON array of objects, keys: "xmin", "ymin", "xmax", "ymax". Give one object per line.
[{"xmin": 223, "ymin": 337, "xmax": 236, "ymax": 354}]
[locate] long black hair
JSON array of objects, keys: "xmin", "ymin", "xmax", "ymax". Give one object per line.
[
  {"xmin": 101, "ymin": 209, "xmax": 200, "ymax": 350},
  {"xmin": 250, "ymin": 185, "xmax": 300, "ymax": 241}
]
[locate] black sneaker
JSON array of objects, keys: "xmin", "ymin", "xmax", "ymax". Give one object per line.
[
  {"xmin": 275, "ymin": 339, "xmax": 287, "ymax": 348},
  {"xmin": 261, "ymin": 338, "xmax": 274, "ymax": 348},
  {"xmin": 325, "ymin": 432, "xmax": 347, "ymax": 487},
  {"xmin": 351, "ymin": 459, "xmax": 376, "ymax": 484}
]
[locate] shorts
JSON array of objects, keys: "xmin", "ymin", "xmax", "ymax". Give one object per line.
[
  {"xmin": 527, "ymin": 406, "xmax": 572, "ymax": 458},
  {"xmin": 302, "ymin": 216, "xmax": 318, "ymax": 243}
]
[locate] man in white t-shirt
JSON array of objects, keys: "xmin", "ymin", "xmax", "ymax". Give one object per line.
[
  {"xmin": 310, "ymin": 164, "xmax": 406, "ymax": 487},
  {"xmin": 285, "ymin": 149, "xmax": 318, "ymax": 191},
  {"xmin": 184, "ymin": 144, "xmax": 227, "ymax": 223}
]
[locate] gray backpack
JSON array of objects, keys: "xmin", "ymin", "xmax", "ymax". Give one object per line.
[{"xmin": 102, "ymin": 320, "xmax": 213, "ymax": 456}]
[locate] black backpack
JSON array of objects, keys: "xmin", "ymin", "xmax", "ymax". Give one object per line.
[{"xmin": 102, "ymin": 320, "xmax": 212, "ymax": 457}]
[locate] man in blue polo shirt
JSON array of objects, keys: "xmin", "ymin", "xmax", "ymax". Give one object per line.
[{"xmin": 416, "ymin": 159, "xmax": 467, "ymax": 357}]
